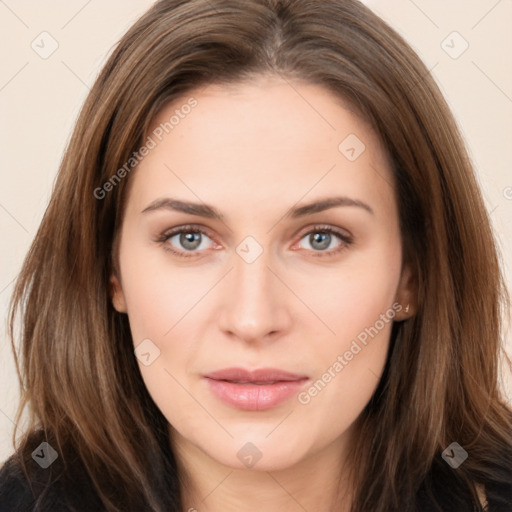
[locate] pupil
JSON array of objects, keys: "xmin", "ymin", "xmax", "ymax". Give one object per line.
[
  {"xmin": 181, "ymin": 232, "xmax": 201, "ymax": 250},
  {"xmin": 311, "ymin": 232, "xmax": 330, "ymax": 250}
]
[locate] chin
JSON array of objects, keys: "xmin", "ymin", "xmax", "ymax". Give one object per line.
[{"xmin": 202, "ymin": 436, "xmax": 309, "ymax": 472}]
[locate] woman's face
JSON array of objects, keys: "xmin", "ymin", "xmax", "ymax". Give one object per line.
[{"xmin": 111, "ymin": 76, "xmax": 414, "ymax": 472}]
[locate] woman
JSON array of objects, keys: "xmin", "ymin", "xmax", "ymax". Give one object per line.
[{"xmin": 1, "ymin": 0, "xmax": 511, "ymax": 510}]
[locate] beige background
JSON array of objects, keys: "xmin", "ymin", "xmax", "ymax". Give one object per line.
[{"xmin": 1, "ymin": 0, "xmax": 511, "ymax": 463}]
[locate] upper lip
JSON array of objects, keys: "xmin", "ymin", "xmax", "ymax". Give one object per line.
[{"xmin": 204, "ymin": 367, "xmax": 308, "ymax": 383}]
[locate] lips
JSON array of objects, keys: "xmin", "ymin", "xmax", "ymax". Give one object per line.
[
  {"xmin": 204, "ymin": 367, "xmax": 308, "ymax": 383},
  {"xmin": 203, "ymin": 367, "xmax": 309, "ymax": 410}
]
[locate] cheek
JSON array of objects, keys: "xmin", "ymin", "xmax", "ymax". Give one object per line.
[
  {"xmin": 334, "ymin": 276, "xmax": 395, "ymax": 345},
  {"xmin": 299, "ymin": 246, "xmax": 402, "ymax": 346},
  {"xmin": 307, "ymin": 271, "xmax": 395, "ymax": 394},
  {"xmin": 295, "ymin": 243, "xmax": 400, "ymax": 411},
  {"xmin": 296, "ymin": 295, "xmax": 395, "ymax": 440},
  {"xmin": 121, "ymin": 257, "xmax": 204, "ymax": 427},
  {"xmin": 118, "ymin": 246, "xmax": 210, "ymax": 416},
  {"xmin": 119, "ymin": 245, "xmax": 211, "ymax": 343}
]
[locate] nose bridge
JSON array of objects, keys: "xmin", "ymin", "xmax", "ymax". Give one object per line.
[
  {"xmin": 234, "ymin": 250, "xmax": 271, "ymax": 298},
  {"xmin": 232, "ymin": 246, "xmax": 275, "ymax": 315},
  {"xmin": 218, "ymin": 242, "xmax": 290, "ymax": 342}
]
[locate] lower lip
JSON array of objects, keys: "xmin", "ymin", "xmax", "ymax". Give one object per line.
[{"xmin": 204, "ymin": 378, "xmax": 308, "ymax": 411}]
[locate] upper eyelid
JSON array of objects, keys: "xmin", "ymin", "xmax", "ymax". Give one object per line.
[{"xmin": 163, "ymin": 224, "xmax": 218, "ymax": 242}]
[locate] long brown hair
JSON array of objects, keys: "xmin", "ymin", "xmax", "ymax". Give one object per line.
[{"xmin": 7, "ymin": 0, "xmax": 512, "ymax": 510}]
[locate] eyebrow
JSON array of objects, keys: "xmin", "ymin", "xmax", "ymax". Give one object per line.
[{"xmin": 141, "ymin": 196, "xmax": 374, "ymax": 219}]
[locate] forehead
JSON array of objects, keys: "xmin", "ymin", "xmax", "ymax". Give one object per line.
[
  {"xmin": 127, "ymin": 78, "xmax": 396, "ymax": 221},
  {"xmin": 151, "ymin": 77, "xmax": 371, "ymax": 153}
]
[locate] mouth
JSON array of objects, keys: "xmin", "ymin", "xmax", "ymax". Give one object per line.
[{"xmin": 203, "ymin": 367, "xmax": 309, "ymax": 411}]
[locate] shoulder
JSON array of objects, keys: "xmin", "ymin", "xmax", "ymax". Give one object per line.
[
  {"xmin": 0, "ymin": 455, "xmax": 38, "ymax": 512},
  {"xmin": 0, "ymin": 449, "xmax": 100, "ymax": 512},
  {"xmin": 416, "ymin": 456, "xmax": 512, "ymax": 512},
  {"xmin": 0, "ymin": 454, "xmax": 73, "ymax": 511}
]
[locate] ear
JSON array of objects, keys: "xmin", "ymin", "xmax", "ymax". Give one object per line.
[
  {"xmin": 110, "ymin": 274, "xmax": 127, "ymax": 313},
  {"xmin": 394, "ymin": 263, "xmax": 417, "ymax": 321}
]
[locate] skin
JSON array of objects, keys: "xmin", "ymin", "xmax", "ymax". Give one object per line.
[{"xmin": 111, "ymin": 75, "xmax": 416, "ymax": 512}]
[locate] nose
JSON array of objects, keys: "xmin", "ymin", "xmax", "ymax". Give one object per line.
[{"xmin": 217, "ymin": 250, "xmax": 292, "ymax": 344}]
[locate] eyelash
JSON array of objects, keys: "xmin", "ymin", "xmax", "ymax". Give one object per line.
[{"xmin": 156, "ymin": 224, "xmax": 353, "ymax": 259}]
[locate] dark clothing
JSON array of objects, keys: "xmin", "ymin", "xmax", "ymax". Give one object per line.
[
  {"xmin": 1, "ymin": 451, "xmax": 511, "ymax": 512},
  {"xmin": 0, "ymin": 456, "xmax": 64, "ymax": 512},
  {"xmin": 0, "ymin": 454, "xmax": 105, "ymax": 512}
]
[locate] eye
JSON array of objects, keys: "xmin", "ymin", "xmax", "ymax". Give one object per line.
[
  {"xmin": 156, "ymin": 224, "xmax": 353, "ymax": 259},
  {"xmin": 294, "ymin": 225, "xmax": 353, "ymax": 257},
  {"xmin": 157, "ymin": 225, "xmax": 218, "ymax": 258}
]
